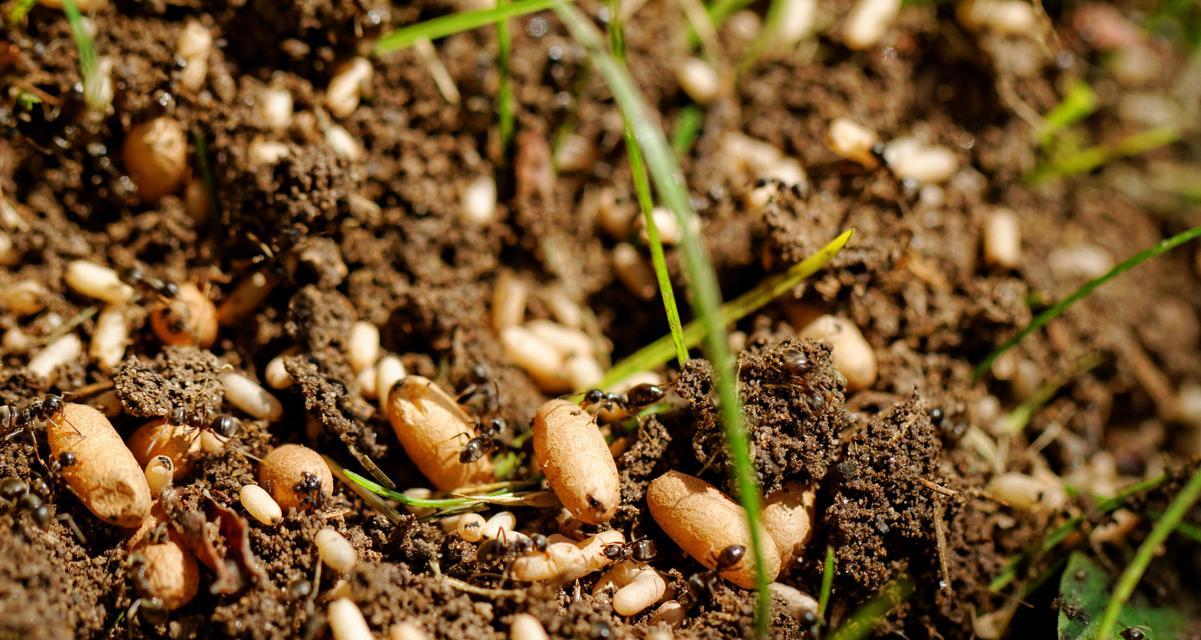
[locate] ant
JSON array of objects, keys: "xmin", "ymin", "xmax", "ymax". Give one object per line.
[
  {"xmin": 1, "ymin": 394, "xmax": 67, "ymax": 436},
  {"xmin": 601, "ymin": 537, "xmax": 657, "ymax": 563},
  {"xmin": 580, "ymin": 383, "xmax": 666, "ymax": 414},
  {"xmin": 120, "ymin": 266, "xmax": 179, "ymax": 299},
  {"xmin": 457, "ymin": 364, "xmax": 500, "ymax": 415},
  {"xmin": 478, "ymin": 531, "xmax": 548, "ymax": 562},
  {"xmin": 166, "ymin": 407, "xmax": 240, "ymax": 442},
  {"xmin": 294, "ymin": 471, "xmax": 325, "ymax": 508},
  {"xmin": 459, "ymin": 417, "xmax": 505, "ymax": 464},
  {"xmin": 0, "ymin": 476, "xmax": 51, "ymax": 527},
  {"xmin": 684, "ymin": 544, "xmax": 746, "ymax": 607}
]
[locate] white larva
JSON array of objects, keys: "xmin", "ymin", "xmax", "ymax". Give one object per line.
[
  {"xmin": 328, "ymin": 598, "xmax": 373, "ymax": 640},
  {"xmin": 144, "ymin": 455, "xmax": 174, "ymax": 496},
  {"xmin": 983, "ymin": 208, "xmax": 1021, "ymax": 269},
  {"xmin": 3, "ymin": 281, "xmax": 47, "ymax": 316},
  {"xmin": 326, "ymin": 58, "xmax": 373, "ymax": 119},
  {"xmin": 316, "ymin": 528, "xmax": 357, "ymax": 573},
  {"xmin": 825, "ymin": 118, "xmax": 881, "ymax": 168},
  {"xmin": 240, "ymin": 484, "xmax": 283, "ymax": 526},
  {"xmin": 613, "ymin": 567, "xmax": 667, "ymax": 616},
  {"xmin": 676, "ymin": 58, "xmax": 720, "ymax": 105},
  {"xmin": 264, "ymin": 349, "xmax": 297, "ymax": 389},
  {"xmin": 509, "ymin": 613, "xmax": 549, "ymax": 640},
  {"xmin": 177, "ymin": 21, "xmax": 212, "ymax": 92},
  {"xmin": 612, "ymin": 243, "xmax": 657, "ymax": 301},
  {"xmin": 221, "ymin": 372, "xmax": 284, "ymax": 421},
  {"xmin": 64, "ymin": 260, "xmax": 134, "ymax": 305},
  {"xmin": 842, "ymin": 0, "xmax": 903, "ymax": 50},
  {"xmin": 374, "ymin": 355, "xmax": 406, "ymax": 413},
  {"xmin": 260, "ymin": 87, "xmax": 294, "ymax": 131},
  {"xmin": 500, "ymin": 326, "xmax": 571, "ymax": 393},
  {"xmin": 492, "ymin": 272, "xmax": 529, "ymax": 333},
  {"xmin": 326, "ymin": 124, "xmax": 363, "ymax": 161},
  {"xmin": 461, "ymin": 175, "xmax": 498, "ymax": 226},
  {"xmin": 28, "ymin": 333, "xmax": 82, "ymax": 384},
  {"xmin": 798, "ymin": 315, "xmax": 877, "ymax": 391},
  {"xmin": 481, "ymin": 511, "xmax": 516, "ymax": 540},
  {"xmin": 348, "ymin": 321, "xmax": 380, "ymax": 373},
  {"xmin": 90, "ymin": 305, "xmax": 128, "ymax": 371}
]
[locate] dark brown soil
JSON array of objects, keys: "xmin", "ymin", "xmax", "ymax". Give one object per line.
[{"xmin": 2, "ymin": 0, "xmax": 1201, "ymax": 638}]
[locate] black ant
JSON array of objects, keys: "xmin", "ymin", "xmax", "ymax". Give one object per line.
[
  {"xmin": 457, "ymin": 364, "xmax": 500, "ymax": 415},
  {"xmin": 580, "ymin": 383, "xmax": 666, "ymax": 414},
  {"xmin": 120, "ymin": 266, "xmax": 179, "ymax": 299},
  {"xmin": 684, "ymin": 544, "xmax": 746, "ymax": 606},
  {"xmin": 478, "ymin": 531, "xmax": 549, "ymax": 562},
  {"xmin": 459, "ymin": 417, "xmax": 505, "ymax": 464},
  {"xmin": 166, "ymin": 407, "xmax": 240, "ymax": 442},
  {"xmin": 601, "ymin": 537, "xmax": 657, "ymax": 563},
  {"xmin": 1, "ymin": 394, "xmax": 67, "ymax": 436},
  {"xmin": 0, "ymin": 476, "xmax": 51, "ymax": 527},
  {"xmin": 294, "ymin": 471, "xmax": 325, "ymax": 508}
]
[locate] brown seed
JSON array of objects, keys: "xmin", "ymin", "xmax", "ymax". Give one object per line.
[
  {"xmin": 646, "ymin": 470, "xmax": 781, "ymax": 588},
  {"xmin": 150, "ymin": 283, "xmax": 218, "ymax": 348},
  {"xmin": 258, "ymin": 444, "xmax": 333, "ymax": 511},
  {"xmin": 48, "ymin": 403, "xmax": 151, "ymax": 528},
  {"xmin": 385, "ymin": 376, "xmax": 495, "ymax": 491},
  {"xmin": 533, "ymin": 399, "xmax": 620, "ymax": 525},
  {"xmin": 760, "ymin": 483, "xmax": 817, "ymax": 568},
  {"xmin": 122, "ymin": 117, "xmax": 188, "ymax": 203}
]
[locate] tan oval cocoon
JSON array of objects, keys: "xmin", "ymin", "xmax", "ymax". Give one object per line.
[
  {"xmin": 533, "ymin": 400, "xmax": 620, "ymax": 525},
  {"xmin": 128, "ymin": 419, "xmax": 197, "ymax": 477},
  {"xmin": 150, "ymin": 283, "xmax": 218, "ymax": 348},
  {"xmin": 139, "ymin": 540, "xmax": 200, "ymax": 610},
  {"xmin": 761, "ymin": 483, "xmax": 817, "ymax": 568},
  {"xmin": 258, "ymin": 444, "xmax": 333, "ymax": 511},
  {"xmin": 386, "ymin": 376, "xmax": 494, "ymax": 491},
  {"xmin": 123, "ymin": 117, "xmax": 187, "ymax": 203},
  {"xmin": 48, "ymin": 403, "xmax": 151, "ymax": 528},
  {"xmin": 646, "ymin": 470, "xmax": 780, "ymax": 588}
]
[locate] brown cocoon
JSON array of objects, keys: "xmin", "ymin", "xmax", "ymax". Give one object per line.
[
  {"xmin": 646, "ymin": 470, "xmax": 781, "ymax": 588},
  {"xmin": 761, "ymin": 483, "xmax": 817, "ymax": 567},
  {"xmin": 532, "ymin": 400, "xmax": 620, "ymax": 524},
  {"xmin": 123, "ymin": 117, "xmax": 187, "ymax": 203},
  {"xmin": 258, "ymin": 444, "xmax": 333, "ymax": 511},
  {"xmin": 150, "ymin": 283, "xmax": 218, "ymax": 348},
  {"xmin": 48, "ymin": 403, "xmax": 151, "ymax": 528},
  {"xmin": 139, "ymin": 540, "xmax": 201, "ymax": 610},
  {"xmin": 128, "ymin": 419, "xmax": 197, "ymax": 477},
  {"xmin": 385, "ymin": 376, "xmax": 494, "ymax": 491}
]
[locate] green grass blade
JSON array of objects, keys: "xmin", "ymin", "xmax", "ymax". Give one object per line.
[
  {"xmin": 1037, "ymin": 80, "xmax": 1098, "ymax": 147},
  {"xmin": 826, "ymin": 575, "xmax": 915, "ymax": 640},
  {"xmin": 671, "ymin": 105, "xmax": 704, "ymax": 157},
  {"xmin": 60, "ymin": 0, "xmax": 98, "ymax": 106},
  {"xmin": 974, "ymin": 224, "xmax": 1201, "ymax": 381},
  {"xmin": 554, "ymin": 4, "xmax": 771, "ymax": 634},
  {"xmin": 324, "ymin": 456, "xmax": 404, "ymax": 525},
  {"xmin": 608, "ymin": 0, "xmax": 688, "ymax": 367},
  {"xmin": 373, "ymin": 0, "xmax": 559, "ymax": 55},
  {"xmin": 6, "ymin": 0, "xmax": 37, "ymax": 25},
  {"xmin": 818, "ymin": 544, "xmax": 836, "ymax": 621},
  {"xmin": 990, "ymin": 473, "xmax": 1171, "ymax": 592},
  {"xmin": 1002, "ymin": 352, "xmax": 1103, "ymax": 435},
  {"xmin": 598, "ymin": 228, "xmax": 853, "ymax": 388},
  {"xmin": 1095, "ymin": 465, "xmax": 1201, "ymax": 639},
  {"xmin": 497, "ymin": 0, "xmax": 515, "ymax": 152},
  {"xmin": 1032, "ymin": 126, "xmax": 1179, "ymax": 182}
]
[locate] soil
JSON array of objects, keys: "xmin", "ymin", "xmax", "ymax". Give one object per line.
[{"xmin": 2, "ymin": 0, "xmax": 1201, "ymax": 639}]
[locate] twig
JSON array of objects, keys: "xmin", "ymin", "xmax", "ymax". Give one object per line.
[
  {"xmin": 443, "ymin": 576, "xmax": 528, "ymax": 599},
  {"xmin": 933, "ymin": 502, "xmax": 952, "ymax": 593}
]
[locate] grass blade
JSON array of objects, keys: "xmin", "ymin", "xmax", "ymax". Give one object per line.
[
  {"xmin": 990, "ymin": 473, "xmax": 1171, "ymax": 592},
  {"xmin": 818, "ymin": 544, "xmax": 836, "ymax": 621},
  {"xmin": 826, "ymin": 575, "xmax": 915, "ymax": 640},
  {"xmin": 1095, "ymin": 465, "xmax": 1201, "ymax": 639},
  {"xmin": 608, "ymin": 0, "xmax": 688, "ymax": 367},
  {"xmin": 1032, "ymin": 126, "xmax": 1179, "ymax": 182},
  {"xmin": 598, "ymin": 228, "xmax": 853, "ymax": 388},
  {"xmin": 497, "ymin": 0, "xmax": 515, "ymax": 152},
  {"xmin": 373, "ymin": 0, "xmax": 559, "ymax": 55},
  {"xmin": 553, "ymin": 4, "xmax": 772, "ymax": 634},
  {"xmin": 324, "ymin": 456, "xmax": 404, "ymax": 525},
  {"xmin": 61, "ymin": 0, "xmax": 95, "ymax": 79},
  {"xmin": 1037, "ymin": 79, "xmax": 1098, "ymax": 147},
  {"xmin": 671, "ymin": 104, "xmax": 704, "ymax": 157},
  {"xmin": 973, "ymin": 224, "xmax": 1201, "ymax": 381}
]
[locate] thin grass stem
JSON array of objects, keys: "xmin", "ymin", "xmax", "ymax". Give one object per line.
[
  {"xmin": 826, "ymin": 575, "xmax": 915, "ymax": 640},
  {"xmin": 1095, "ymin": 465, "xmax": 1201, "ymax": 639},
  {"xmin": 974, "ymin": 224, "xmax": 1201, "ymax": 381},
  {"xmin": 598, "ymin": 229, "xmax": 853, "ymax": 388},
  {"xmin": 373, "ymin": 0, "xmax": 559, "ymax": 55},
  {"xmin": 554, "ymin": 4, "xmax": 771, "ymax": 634},
  {"xmin": 497, "ymin": 0, "xmax": 515, "ymax": 152},
  {"xmin": 818, "ymin": 544, "xmax": 836, "ymax": 621},
  {"xmin": 608, "ymin": 0, "xmax": 688, "ymax": 367}
]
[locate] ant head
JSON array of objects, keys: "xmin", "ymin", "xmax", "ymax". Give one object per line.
[
  {"xmin": 121, "ymin": 266, "xmax": 144, "ymax": 284},
  {"xmin": 57, "ymin": 451, "xmax": 77, "ymax": 468},
  {"xmin": 212, "ymin": 415, "xmax": 239, "ymax": 439},
  {"xmin": 530, "ymin": 533, "xmax": 548, "ymax": 552},
  {"xmin": 715, "ymin": 544, "xmax": 746, "ymax": 570},
  {"xmin": 42, "ymin": 395, "xmax": 63, "ymax": 414},
  {"xmin": 488, "ymin": 417, "xmax": 505, "ymax": 434},
  {"xmin": 601, "ymin": 543, "xmax": 624, "ymax": 560},
  {"xmin": 469, "ymin": 364, "xmax": 489, "ymax": 384},
  {"xmin": 583, "ymin": 389, "xmax": 604, "ymax": 405}
]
